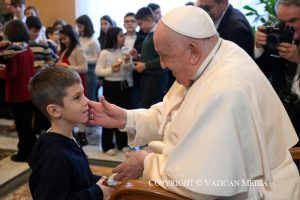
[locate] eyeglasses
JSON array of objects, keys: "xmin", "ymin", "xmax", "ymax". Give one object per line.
[{"xmin": 124, "ymin": 20, "xmax": 136, "ymax": 24}]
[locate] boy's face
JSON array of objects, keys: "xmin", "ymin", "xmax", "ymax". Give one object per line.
[
  {"xmin": 25, "ymin": 8, "xmax": 37, "ymax": 18},
  {"xmin": 29, "ymin": 27, "xmax": 40, "ymax": 40},
  {"xmin": 137, "ymin": 18, "xmax": 152, "ymax": 33},
  {"xmin": 124, "ymin": 16, "xmax": 137, "ymax": 33},
  {"xmin": 11, "ymin": 3, "xmax": 25, "ymax": 19},
  {"xmin": 49, "ymin": 30, "xmax": 60, "ymax": 43},
  {"xmin": 59, "ymin": 83, "xmax": 89, "ymax": 125}
]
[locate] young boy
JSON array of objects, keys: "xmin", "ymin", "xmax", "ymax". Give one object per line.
[
  {"xmin": 26, "ymin": 15, "xmax": 53, "ymax": 138},
  {"xmin": 26, "ymin": 15, "xmax": 54, "ymax": 70},
  {"xmin": 45, "ymin": 26, "xmax": 60, "ymax": 62},
  {"xmin": 28, "ymin": 67, "xmax": 114, "ymax": 199}
]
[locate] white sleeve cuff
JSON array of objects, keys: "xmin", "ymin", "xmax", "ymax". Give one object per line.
[
  {"xmin": 119, "ymin": 110, "xmax": 136, "ymax": 133},
  {"xmin": 254, "ymin": 46, "xmax": 264, "ymax": 58}
]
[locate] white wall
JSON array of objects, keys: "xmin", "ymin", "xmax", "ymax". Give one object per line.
[{"xmin": 75, "ymin": 0, "xmax": 264, "ymax": 38}]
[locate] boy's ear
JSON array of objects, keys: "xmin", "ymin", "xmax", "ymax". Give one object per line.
[{"xmin": 46, "ymin": 104, "xmax": 61, "ymax": 118}]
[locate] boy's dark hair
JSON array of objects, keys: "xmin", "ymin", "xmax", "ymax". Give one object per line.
[
  {"xmin": 124, "ymin": 12, "xmax": 135, "ymax": 20},
  {"xmin": 135, "ymin": 7, "xmax": 154, "ymax": 21},
  {"xmin": 29, "ymin": 67, "xmax": 81, "ymax": 118},
  {"xmin": 76, "ymin": 15, "xmax": 95, "ymax": 38},
  {"xmin": 4, "ymin": 20, "xmax": 30, "ymax": 42},
  {"xmin": 11, "ymin": 0, "xmax": 25, "ymax": 6},
  {"xmin": 45, "ymin": 26, "xmax": 58, "ymax": 39},
  {"xmin": 59, "ymin": 24, "xmax": 79, "ymax": 57},
  {"xmin": 147, "ymin": 3, "xmax": 160, "ymax": 11},
  {"xmin": 104, "ymin": 27, "xmax": 122, "ymax": 49},
  {"xmin": 26, "ymin": 16, "xmax": 42, "ymax": 30}
]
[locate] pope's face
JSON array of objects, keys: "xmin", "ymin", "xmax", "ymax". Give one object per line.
[
  {"xmin": 154, "ymin": 24, "xmax": 192, "ymax": 87},
  {"xmin": 276, "ymin": 4, "xmax": 300, "ymax": 40}
]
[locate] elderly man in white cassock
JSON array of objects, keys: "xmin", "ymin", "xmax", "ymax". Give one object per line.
[{"xmin": 87, "ymin": 6, "xmax": 300, "ymax": 200}]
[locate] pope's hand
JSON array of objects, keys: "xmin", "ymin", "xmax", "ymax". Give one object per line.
[
  {"xmin": 112, "ymin": 151, "xmax": 148, "ymax": 181},
  {"xmin": 87, "ymin": 96, "xmax": 127, "ymax": 129}
]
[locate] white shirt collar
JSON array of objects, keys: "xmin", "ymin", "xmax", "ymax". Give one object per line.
[{"xmin": 214, "ymin": 4, "xmax": 229, "ymax": 29}]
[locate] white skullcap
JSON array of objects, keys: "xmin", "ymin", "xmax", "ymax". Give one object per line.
[{"xmin": 161, "ymin": 6, "xmax": 217, "ymax": 38}]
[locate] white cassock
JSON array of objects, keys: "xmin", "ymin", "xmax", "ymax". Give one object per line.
[{"xmin": 122, "ymin": 39, "xmax": 300, "ymax": 199}]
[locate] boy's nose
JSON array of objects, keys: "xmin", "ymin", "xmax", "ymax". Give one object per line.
[{"xmin": 83, "ymin": 95, "xmax": 89, "ymax": 104}]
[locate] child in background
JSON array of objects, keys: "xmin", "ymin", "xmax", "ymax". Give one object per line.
[
  {"xmin": 76, "ymin": 15, "xmax": 100, "ymax": 101},
  {"xmin": 0, "ymin": 20, "xmax": 36, "ymax": 162},
  {"xmin": 95, "ymin": 27, "xmax": 133, "ymax": 155},
  {"xmin": 28, "ymin": 67, "xmax": 113, "ymax": 199},
  {"xmin": 26, "ymin": 15, "xmax": 53, "ymax": 137},
  {"xmin": 24, "ymin": 5, "xmax": 47, "ymax": 42},
  {"xmin": 26, "ymin": 15, "xmax": 54, "ymax": 70},
  {"xmin": 98, "ymin": 15, "xmax": 115, "ymax": 49},
  {"xmin": 45, "ymin": 26, "xmax": 60, "ymax": 62},
  {"xmin": 56, "ymin": 24, "xmax": 87, "ymax": 88}
]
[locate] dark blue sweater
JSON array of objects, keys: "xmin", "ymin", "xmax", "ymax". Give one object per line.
[{"xmin": 28, "ymin": 132, "xmax": 103, "ymax": 200}]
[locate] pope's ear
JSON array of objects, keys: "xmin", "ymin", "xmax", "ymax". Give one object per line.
[
  {"xmin": 46, "ymin": 104, "xmax": 61, "ymax": 118},
  {"xmin": 188, "ymin": 42, "xmax": 201, "ymax": 65}
]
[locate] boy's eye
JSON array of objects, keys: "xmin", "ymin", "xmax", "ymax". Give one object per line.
[{"xmin": 74, "ymin": 95, "xmax": 81, "ymax": 100}]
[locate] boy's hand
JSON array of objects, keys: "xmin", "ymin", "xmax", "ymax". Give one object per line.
[
  {"xmin": 0, "ymin": 41, "xmax": 11, "ymax": 49},
  {"xmin": 134, "ymin": 61, "xmax": 146, "ymax": 72},
  {"xmin": 96, "ymin": 176, "xmax": 115, "ymax": 200}
]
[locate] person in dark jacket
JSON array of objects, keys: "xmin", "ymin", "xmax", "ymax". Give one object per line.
[
  {"xmin": 131, "ymin": 7, "xmax": 169, "ymax": 108},
  {"xmin": 255, "ymin": 0, "xmax": 300, "ymax": 147},
  {"xmin": 28, "ymin": 67, "xmax": 113, "ymax": 199},
  {"xmin": 196, "ymin": 0, "xmax": 254, "ymax": 58}
]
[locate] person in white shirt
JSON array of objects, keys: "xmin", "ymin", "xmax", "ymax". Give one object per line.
[
  {"xmin": 95, "ymin": 27, "xmax": 133, "ymax": 155},
  {"xmin": 76, "ymin": 15, "xmax": 100, "ymax": 101},
  {"xmin": 88, "ymin": 6, "xmax": 300, "ymax": 199}
]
